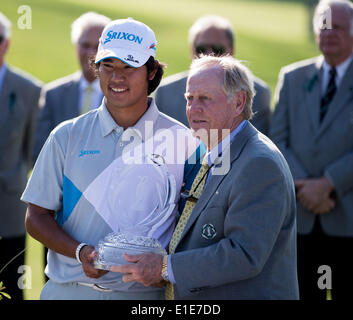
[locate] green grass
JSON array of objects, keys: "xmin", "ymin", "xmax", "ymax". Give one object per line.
[
  {"xmin": 23, "ymin": 235, "xmax": 44, "ymax": 300},
  {"xmin": 2, "ymin": 0, "xmax": 319, "ymax": 93},
  {"xmin": 1, "ymin": 0, "xmax": 319, "ymax": 299}
]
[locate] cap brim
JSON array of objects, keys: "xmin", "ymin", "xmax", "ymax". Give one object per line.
[{"xmin": 95, "ymin": 48, "xmax": 151, "ymax": 68}]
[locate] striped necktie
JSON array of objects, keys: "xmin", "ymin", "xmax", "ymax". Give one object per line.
[
  {"xmin": 320, "ymin": 67, "xmax": 336, "ymax": 123},
  {"xmin": 165, "ymin": 157, "xmax": 209, "ymax": 300},
  {"xmin": 81, "ymin": 84, "xmax": 93, "ymax": 115}
]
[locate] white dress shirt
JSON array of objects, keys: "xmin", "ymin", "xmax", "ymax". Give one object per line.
[{"xmin": 322, "ymin": 54, "xmax": 353, "ymax": 94}]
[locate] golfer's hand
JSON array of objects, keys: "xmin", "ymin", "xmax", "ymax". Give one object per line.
[{"xmin": 80, "ymin": 245, "xmax": 108, "ymax": 279}]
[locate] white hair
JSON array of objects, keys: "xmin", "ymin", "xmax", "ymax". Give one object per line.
[
  {"xmin": 0, "ymin": 12, "xmax": 12, "ymax": 39},
  {"xmin": 188, "ymin": 15, "xmax": 234, "ymax": 49},
  {"xmin": 313, "ymin": 0, "xmax": 353, "ymax": 35},
  {"xmin": 190, "ymin": 55, "xmax": 255, "ymax": 120},
  {"xmin": 71, "ymin": 11, "xmax": 111, "ymax": 45}
]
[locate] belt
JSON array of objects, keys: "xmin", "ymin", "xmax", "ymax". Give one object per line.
[{"xmin": 77, "ymin": 282, "xmax": 113, "ymax": 292}]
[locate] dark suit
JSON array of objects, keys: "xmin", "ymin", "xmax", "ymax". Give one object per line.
[
  {"xmin": 270, "ymin": 56, "xmax": 353, "ymax": 299},
  {"xmin": 171, "ymin": 123, "xmax": 298, "ymax": 299},
  {"xmin": 155, "ymin": 71, "xmax": 272, "ymax": 135},
  {"xmin": 33, "ymin": 71, "xmax": 103, "ymax": 161},
  {"xmin": 0, "ymin": 65, "xmax": 41, "ymax": 299}
]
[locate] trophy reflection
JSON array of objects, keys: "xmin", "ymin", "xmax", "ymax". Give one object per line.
[
  {"xmin": 83, "ymin": 153, "xmax": 176, "ymax": 270},
  {"xmin": 94, "ymin": 233, "xmax": 167, "ymax": 270}
]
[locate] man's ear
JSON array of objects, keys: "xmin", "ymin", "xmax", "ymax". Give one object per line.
[
  {"xmin": 232, "ymin": 90, "xmax": 246, "ymax": 116},
  {"xmin": 148, "ymin": 61, "xmax": 158, "ymax": 80}
]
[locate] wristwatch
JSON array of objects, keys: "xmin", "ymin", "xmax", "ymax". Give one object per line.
[{"xmin": 161, "ymin": 255, "xmax": 169, "ymax": 281}]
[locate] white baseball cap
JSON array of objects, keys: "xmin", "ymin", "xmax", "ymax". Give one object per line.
[{"xmin": 95, "ymin": 17, "xmax": 157, "ymax": 68}]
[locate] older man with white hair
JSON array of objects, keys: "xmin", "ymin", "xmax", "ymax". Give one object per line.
[
  {"xmin": 0, "ymin": 12, "xmax": 42, "ymax": 300},
  {"xmin": 33, "ymin": 12, "xmax": 111, "ymax": 161},
  {"xmin": 111, "ymin": 55, "xmax": 298, "ymax": 300},
  {"xmin": 270, "ymin": 0, "xmax": 353, "ymax": 300}
]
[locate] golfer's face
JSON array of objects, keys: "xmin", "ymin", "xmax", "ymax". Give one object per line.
[{"xmin": 98, "ymin": 58, "xmax": 149, "ymax": 112}]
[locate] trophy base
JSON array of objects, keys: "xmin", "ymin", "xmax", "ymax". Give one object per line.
[
  {"xmin": 93, "ymin": 261, "xmax": 112, "ymax": 271},
  {"xmin": 94, "ymin": 238, "xmax": 167, "ymax": 271}
]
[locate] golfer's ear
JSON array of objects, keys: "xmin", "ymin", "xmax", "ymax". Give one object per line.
[{"xmin": 148, "ymin": 61, "xmax": 159, "ymax": 81}]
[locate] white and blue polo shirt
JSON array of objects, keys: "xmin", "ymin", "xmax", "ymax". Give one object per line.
[{"xmin": 21, "ymin": 98, "xmax": 198, "ymax": 292}]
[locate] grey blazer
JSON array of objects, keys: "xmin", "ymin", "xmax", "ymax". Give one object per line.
[
  {"xmin": 0, "ymin": 66, "xmax": 42, "ymax": 238},
  {"xmin": 155, "ymin": 71, "xmax": 272, "ymax": 135},
  {"xmin": 171, "ymin": 123, "xmax": 299, "ymax": 300},
  {"xmin": 270, "ymin": 56, "xmax": 353, "ymax": 237},
  {"xmin": 33, "ymin": 72, "xmax": 103, "ymax": 161}
]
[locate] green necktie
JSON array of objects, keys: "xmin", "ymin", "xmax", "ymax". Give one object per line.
[
  {"xmin": 165, "ymin": 157, "xmax": 209, "ymax": 300},
  {"xmin": 81, "ymin": 84, "xmax": 93, "ymax": 115}
]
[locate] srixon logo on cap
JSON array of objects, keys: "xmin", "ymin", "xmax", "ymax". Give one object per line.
[{"xmin": 104, "ymin": 30, "xmax": 143, "ymax": 44}]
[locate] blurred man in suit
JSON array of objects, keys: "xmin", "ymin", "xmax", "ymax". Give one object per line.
[
  {"xmin": 111, "ymin": 56, "xmax": 298, "ymax": 300},
  {"xmin": 0, "ymin": 12, "xmax": 42, "ymax": 300},
  {"xmin": 270, "ymin": 0, "xmax": 353, "ymax": 300},
  {"xmin": 155, "ymin": 15, "xmax": 271, "ymax": 135},
  {"xmin": 33, "ymin": 12, "xmax": 111, "ymax": 161}
]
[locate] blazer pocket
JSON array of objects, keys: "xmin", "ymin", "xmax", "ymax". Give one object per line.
[
  {"xmin": 2, "ymin": 108, "xmax": 27, "ymax": 140},
  {"xmin": 189, "ymin": 286, "xmax": 211, "ymax": 293},
  {"xmin": 197, "ymin": 206, "xmax": 224, "ymax": 242}
]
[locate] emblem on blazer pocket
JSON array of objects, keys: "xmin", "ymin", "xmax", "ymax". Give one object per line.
[{"xmin": 202, "ymin": 223, "xmax": 217, "ymax": 240}]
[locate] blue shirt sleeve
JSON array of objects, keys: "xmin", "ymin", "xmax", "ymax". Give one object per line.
[{"xmin": 167, "ymin": 254, "xmax": 176, "ymax": 283}]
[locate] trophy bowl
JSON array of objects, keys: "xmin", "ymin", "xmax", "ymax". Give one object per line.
[
  {"xmin": 94, "ymin": 232, "xmax": 167, "ymax": 270},
  {"xmin": 85, "ymin": 153, "xmax": 175, "ymax": 271}
]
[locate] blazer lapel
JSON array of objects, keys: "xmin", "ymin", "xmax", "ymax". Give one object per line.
[
  {"xmin": 316, "ymin": 59, "xmax": 353, "ymax": 137},
  {"xmin": 0, "ymin": 69, "xmax": 15, "ymax": 126},
  {"xmin": 303, "ymin": 57, "xmax": 323, "ymax": 132},
  {"xmin": 177, "ymin": 123, "xmax": 257, "ymax": 246},
  {"xmin": 0, "ymin": 68, "xmax": 10, "ymax": 105},
  {"xmin": 68, "ymin": 72, "xmax": 81, "ymax": 117},
  {"xmin": 68, "ymin": 72, "xmax": 82, "ymax": 118}
]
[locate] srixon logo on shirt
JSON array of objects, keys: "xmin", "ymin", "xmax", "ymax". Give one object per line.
[{"xmin": 104, "ymin": 30, "xmax": 143, "ymax": 44}]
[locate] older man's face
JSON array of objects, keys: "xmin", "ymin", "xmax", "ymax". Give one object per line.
[
  {"xmin": 316, "ymin": 4, "xmax": 353, "ymax": 65},
  {"xmin": 185, "ymin": 66, "xmax": 243, "ymax": 149},
  {"xmin": 192, "ymin": 27, "xmax": 233, "ymax": 58},
  {"xmin": 77, "ymin": 25, "xmax": 105, "ymax": 82},
  {"xmin": 0, "ymin": 26, "xmax": 9, "ymax": 67}
]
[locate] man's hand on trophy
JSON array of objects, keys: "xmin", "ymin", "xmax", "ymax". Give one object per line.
[
  {"xmin": 110, "ymin": 252, "xmax": 164, "ymax": 287},
  {"xmin": 80, "ymin": 245, "xmax": 109, "ymax": 278}
]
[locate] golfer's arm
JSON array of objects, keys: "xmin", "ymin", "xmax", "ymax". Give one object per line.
[{"xmin": 25, "ymin": 203, "xmax": 79, "ymax": 259}]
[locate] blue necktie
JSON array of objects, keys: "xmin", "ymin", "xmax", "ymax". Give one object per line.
[{"xmin": 320, "ymin": 67, "xmax": 336, "ymax": 123}]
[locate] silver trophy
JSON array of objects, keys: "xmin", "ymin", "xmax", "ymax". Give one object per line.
[
  {"xmin": 94, "ymin": 232, "xmax": 167, "ymax": 270},
  {"xmin": 83, "ymin": 153, "xmax": 176, "ymax": 270}
]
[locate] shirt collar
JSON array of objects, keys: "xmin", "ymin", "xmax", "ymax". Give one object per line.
[
  {"xmin": 98, "ymin": 99, "xmax": 121, "ymax": 137},
  {"xmin": 323, "ymin": 54, "xmax": 353, "ymax": 85},
  {"xmin": 79, "ymin": 76, "xmax": 100, "ymax": 92},
  {"xmin": 0, "ymin": 63, "xmax": 8, "ymax": 94},
  {"xmin": 206, "ymin": 120, "xmax": 247, "ymax": 166},
  {"xmin": 98, "ymin": 97, "xmax": 159, "ymax": 140},
  {"xmin": 125, "ymin": 97, "xmax": 159, "ymax": 143}
]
